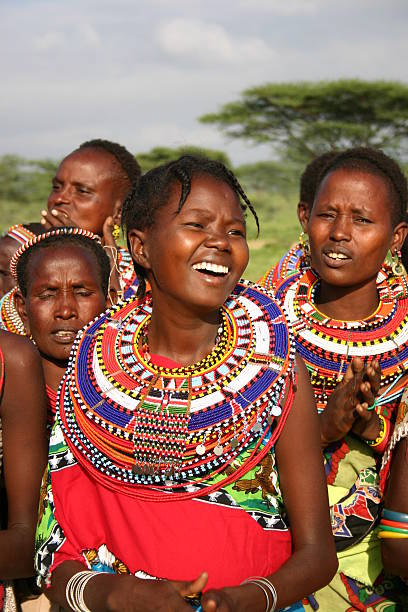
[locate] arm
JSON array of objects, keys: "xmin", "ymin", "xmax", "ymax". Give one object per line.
[
  {"xmin": 0, "ymin": 332, "xmax": 47, "ymax": 578},
  {"xmin": 381, "ymin": 435, "xmax": 408, "ymax": 576},
  {"xmin": 202, "ymin": 355, "xmax": 338, "ymax": 611},
  {"xmin": 45, "ymin": 560, "xmax": 208, "ymax": 611}
]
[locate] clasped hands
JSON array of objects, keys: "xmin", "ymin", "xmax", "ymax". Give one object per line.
[{"xmin": 320, "ymin": 357, "xmax": 382, "ymax": 446}]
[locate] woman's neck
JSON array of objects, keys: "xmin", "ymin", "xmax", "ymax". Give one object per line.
[
  {"xmin": 147, "ymin": 302, "xmax": 222, "ymax": 367},
  {"xmin": 314, "ymin": 278, "xmax": 380, "ymax": 321},
  {"xmin": 41, "ymin": 355, "xmax": 68, "ymax": 391}
]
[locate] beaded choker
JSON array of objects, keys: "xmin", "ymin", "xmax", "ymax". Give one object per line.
[
  {"xmin": 57, "ymin": 281, "xmax": 295, "ymax": 498},
  {"xmin": 275, "ymin": 269, "xmax": 408, "ymax": 411}
]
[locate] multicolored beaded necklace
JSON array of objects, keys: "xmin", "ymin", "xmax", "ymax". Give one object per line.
[
  {"xmin": 117, "ymin": 247, "xmax": 138, "ymax": 297},
  {"xmin": 0, "ymin": 287, "xmax": 25, "ymax": 335},
  {"xmin": 262, "ymin": 245, "xmax": 408, "ymax": 301},
  {"xmin": 57, "ymin": 281, "xmax": 296, "ymax": 500},
  {"xmin": 259, "ymin": 243, "xmax": 305, "ymax": 286},
  {"xmin": 274, "ymin": 268, "xmax": 408, "ymax": 414},
  {"xmin": 5, "ymin": 223, "xmax": 37, "ymax": 245}
]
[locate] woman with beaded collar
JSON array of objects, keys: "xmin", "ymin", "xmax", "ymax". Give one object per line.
[
  {"xmin": 261, "ymin": 147, "xmax": 408, "ymax": 609},
  {"xmin": 34, "ymin": 155, "xmax": 337, "ymax": 611},
  {"xmin": 12, "ymin": 228, "xmax": 113, "ymax": 430}
]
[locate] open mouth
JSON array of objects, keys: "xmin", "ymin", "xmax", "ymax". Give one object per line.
[
  {"xmin": 52, "ymin": 329, "xmax": 78, "ymax": 343},
  {"xmin": 192, "ymin": 262, "xmax": 229, "ymax": 277},
  {"xmin": 325, "ymin": 251, "xmax": 349, "ymax": 261}
]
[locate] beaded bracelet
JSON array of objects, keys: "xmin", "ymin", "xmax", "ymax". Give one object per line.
[
  {"xmin": 379, "ymin": 508, "xmax": 408, "ymax": 539},
  {"xmin": 366, "ymin": 414, "xmax": 389, "ymax": 453},
  {"xmin": 383, "ymin": 508, "xmax": 408, "ymax": 523},
  {"xmin": 241, "ymin": 576, "xmax": 277, "ymax": 612},
  {"xmin": 379, "ymin": 531, "xmax": 408, "ymax": 539},
  {"xmin": 66, "ymin": 570, "xmax": 106, "ymax": 612}
]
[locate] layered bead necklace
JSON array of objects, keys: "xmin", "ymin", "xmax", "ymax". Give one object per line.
[
  {"xmin": 0, "ymin": 287, "xmax": 25, "ymax": 335},
  {"xmin": 275, "ymin": 268, "xmax": 408, "ymax": 414},
  {"xmin": 57, "ymin": 281, "xmax": 296, "ymax": 500}
]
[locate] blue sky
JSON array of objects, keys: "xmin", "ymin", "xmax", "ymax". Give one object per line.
[{"xmin": 1, "ymin": 0, "xmax": 407, "ymax": 164}]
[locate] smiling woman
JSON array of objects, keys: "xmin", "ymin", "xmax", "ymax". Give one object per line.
[{"xmin": 33, "ymin": 155, "xmax": 337, "ymax": 612}]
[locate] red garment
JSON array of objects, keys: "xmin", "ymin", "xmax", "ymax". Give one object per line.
[
  {"xmin": 51, "ymin": 460, "xmax": 291, "ymax": 588},
  {"xmin": 45, "ymin": 385, "xmax": 58, "ymax": 430}
]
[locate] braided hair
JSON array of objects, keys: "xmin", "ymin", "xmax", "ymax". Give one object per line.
[
  {"xmin": 78, "ymin": 138, "xmax": 141, "ymax": 199},
  {"xmin": 122, "ymin": 154, "xmax": 259, "ymax": 299},
  {"xmin": 315, "ymin": 147, "xmax": 408, "ymax": 227}
]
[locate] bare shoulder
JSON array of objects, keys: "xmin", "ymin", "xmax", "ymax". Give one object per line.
[{"xmin": 0, "ymin": 329, "xmax": 41, "ymax": 371}]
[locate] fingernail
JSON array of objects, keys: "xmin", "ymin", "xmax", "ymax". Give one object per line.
[
  {"xmin": 51, "ymin": 209, "xmax": 58, "ymax": 216},
  {"xmin": 40, "ymin": 218, "xmax": 46, "ymax": 225},
  {"xmin": 41, "ymin": 209, "xmax": 47, "ymax": 216}
]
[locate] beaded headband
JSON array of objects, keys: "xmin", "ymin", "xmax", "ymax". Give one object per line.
[
  {"xmin": 10, "ymin": 227, "xmax": 101, "ymax": 279},
  {"xmin": 5, "ymin": 224, "xmax": 37, "ymax": 245}
]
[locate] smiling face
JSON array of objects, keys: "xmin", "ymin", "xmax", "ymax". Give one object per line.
[
  {"xmin": 47, "ymin": 149, "xmax": 122, "ymax": 234},
  {"xmin": 0, "ymin": 236, "xmax": 19, "ymax": 297},
  {"xmin": 20, "ymin": 244, "xmax": 108, "ymax": 365},
  {"xmin": 129, "ymin": 174, "xmax": 249, "ymax": 316},
  {"xmin": 307, "ymin": 168, "xmax": 406, "ymax": 290}
]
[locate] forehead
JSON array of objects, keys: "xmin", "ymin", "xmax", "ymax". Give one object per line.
[
  {"xmin": 27, "ymin": 244, "xmax": 99, "ymax": 281},
  {"xmin": 58, "ymin": 149, "xmax": 116, "ymax": 181},
  {"xmin": 171, "ymin": 174, "xmax": 243, "ymax": 215},
  {"xmin": 316, "ymin": 168, "xmax": 391, "ymax": 205}
]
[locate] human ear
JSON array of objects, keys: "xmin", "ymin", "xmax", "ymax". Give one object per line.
[
  {"xmin": 298, "ymin": 201, "xmax": 310, "ymax": 232},
  {"xmin": 127, "ymin": 229, "xmax": 151, "ymax": 271},
  {"xmin": 106, "ymin": 287, "xmax": 118, "ymax": 307},
  {"xmin": 390, "ymin": 221, "xmax": 408, "ymax": 254},
  {"xmin": 14, "ymin": 290, "xmax": 31, "ymax": 336},
  {"xmin": 112, "ymin": 198, "xmax": 123, "ymax": 227}
]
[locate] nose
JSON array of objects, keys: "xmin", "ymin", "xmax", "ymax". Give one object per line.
[
  {"xmin": 204, "ymin": 228, "xmax": 231, "ymax": 251},
  {"xmin": 49, "ymin": 184, "xmax": 71, "ymax": 206},
  {"xmin": 54, "ymin": 291, "xmax": 77, "ymax": 319},
  {"xmin": 329, "ymin": 213, "xmax": 352, "ymax": 242}
]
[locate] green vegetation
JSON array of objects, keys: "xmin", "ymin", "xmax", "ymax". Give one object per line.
[
  {"xmin": 0, "ymin": 147, "xmax": 300, "ymax": 282},
  {"xmin": 6, "ymin": 78, "xmax": 408, "ymax": 282},
  {"xmin": 200, "ymin": 79, "xmax": 408, "ymax": 164}
]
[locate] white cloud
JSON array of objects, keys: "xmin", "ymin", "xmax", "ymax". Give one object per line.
[
  {"xmin": 156, "ymin": 18, "xmax": 275, "ymax": 65},
  {"xmin": 238, "ymin": 0, "xmax": 323, "ymax": 15},
  {"xmin": 78, "ymin": 23, "xmax": 101, "ymax": 47},
  {"xmin": 33, "ymin": 31, "xmax": 65, "ymax": 52}
]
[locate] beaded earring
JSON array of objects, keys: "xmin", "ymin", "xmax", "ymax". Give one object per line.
[
  {"xmin": 299, "ymin": 231, "xmax": 311, "ymax": 268},
  {"xmin": 112, "ymin": 224, "xmax": 120, "ymax": 241},
  {"xmin": 391, "ymin": 249, "xmax": 405, "ymax": 277}
]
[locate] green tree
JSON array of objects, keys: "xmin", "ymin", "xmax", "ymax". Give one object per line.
[
  {"xmin": 0, "ymin": 155, "xmax": 58, "ymax": 204},
  {"xmin": 200, "ymin": 80, "xmax": 408, "ymax": 163},
  {"xmin": 136, "ymin": 145, "xmax": 231, "ymax": 174}
]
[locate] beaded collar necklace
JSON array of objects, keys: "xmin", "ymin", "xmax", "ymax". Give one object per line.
[
  {"xmin": 276, "ymin": 268, "xmax": 408, "ymax": 411},
  {"xmin": 6, "ymin": 224, "xmax": 37, "ymax": 245},
  {"xmin": 138, "ymin": 303, "xmax": 226, "ymax": 367},
  {"xmin": 58, "ymin": 281, "xmax": 296, "ymax": 499},
  {"xmin": 0, "ymin": 287, "xmax": 25, "ymax": 335}
]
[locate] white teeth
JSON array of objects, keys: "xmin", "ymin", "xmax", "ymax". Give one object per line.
[
  {"xmin": 54, "ymin": 331, "xmax": 75, "ymax": 338},
  {"xmin": 327, "ymin": 252, "xmax": 347, "ymax": 260},
  {"xmin": 192, "ymin": 262, "xmax": 229, "ymax": 274}
]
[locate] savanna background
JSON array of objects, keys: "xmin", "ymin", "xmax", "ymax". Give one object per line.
[{"xmin": 1, "ymin": 1, "xmax": 408, "ymax": 281}]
